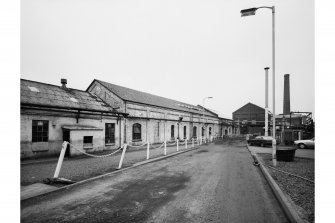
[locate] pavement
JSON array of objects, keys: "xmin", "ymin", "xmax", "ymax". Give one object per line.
[
  {"xmin": 21, "ymin": 183, "xmax": 58, "ymax": 200},
  {"xmin": 248, "ymin": 145, "xmax": 314, "ymax": 159},
  {"xmin": 21, "ymin": 142, "xmax": 195, "ymax": 186},
  {"xmin": 21, "ymin": 139, "xmax": 289, "ymax": 223}
]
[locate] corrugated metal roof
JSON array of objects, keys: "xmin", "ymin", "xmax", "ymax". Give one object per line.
[
  {"xmin": 21, "ymin": 79, "xmax": 115, "ymax": 112},
  {"xmin": 95, "ymin": 79, "xmax": 217, "ymax": 117}
]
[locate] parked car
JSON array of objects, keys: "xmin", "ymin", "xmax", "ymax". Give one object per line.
[
  {"xmin": 247, "ymin": 136, "xmax": 278, "ymax": 147},
  {"xmin": 294, "ymin": 138, "xmax": 315, "ymax": 149}
]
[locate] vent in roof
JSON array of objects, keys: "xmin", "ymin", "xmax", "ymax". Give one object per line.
[
  {"xmin": 70, "ymin": 97, "xmax": 78, "ymax": 103},
  {"xmin": 28, "ymin": 86, "xmax": 39, "ymax": 92}
]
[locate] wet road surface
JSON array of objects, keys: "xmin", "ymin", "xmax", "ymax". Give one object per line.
[{"xmin": 21, "ymin": 139, "xmax": 288, "ymax": 223}]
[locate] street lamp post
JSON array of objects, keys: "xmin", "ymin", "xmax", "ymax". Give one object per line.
[
  {"xmin": 241, "ymin": 6, "xmax": 277, "ymax": 166},
  {"xmin": 264, "ymin": 67, "xmax": 269, "ymax": 137}
]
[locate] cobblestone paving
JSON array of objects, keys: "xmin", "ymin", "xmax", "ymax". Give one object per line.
[{"xmin": 21, "ymin": 142, "xmax": 201, "ymax": 186}]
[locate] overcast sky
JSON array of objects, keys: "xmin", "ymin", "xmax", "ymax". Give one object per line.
[{"xmin": 21, "ymin": 0, "xmax": 314, "ymax": 118}]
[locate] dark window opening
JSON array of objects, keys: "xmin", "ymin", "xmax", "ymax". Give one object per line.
[
  {"xmin": 32, "ymin": 120, "xmax": 49, "ymax": 142},
  {"xmin": 133, "ymin": 123, "xmax": 142, "ymax": 140},
  {"xmin": 83, "ymin": 136, "xmax": 93, "ymax": 144},
  {"xmin": 171, "ymin": 125, "xmax": 175, "ymax": 139},
  {"xmin": 183, "ymin": 126, "xmax": 187, "ymax": 139},
  {"xmin": 202, "ymin": 128, "xmax": 205, "ymax": 136},
  {"xmin": 105, "ymin": 123, "xmax": 115, "ymax": 144},
  {"xmin": 209, "ymin": 127, "xmax": 212, "ymax": 136},
  {"xmin": 193, "ymin": 126, "xmax": 197, "ymax": 138}
]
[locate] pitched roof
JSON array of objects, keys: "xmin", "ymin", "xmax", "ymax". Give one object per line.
[
  {"xmin": 93, "ymin": 79, "xmax": 217, "ymax": 117},
  {"xmin": 21, "ymin": 79, "xmax": 115, "ymax": 113},
  {"xmin": 233, "ymin": 102, "xmax": 265, "ymax": 114}
]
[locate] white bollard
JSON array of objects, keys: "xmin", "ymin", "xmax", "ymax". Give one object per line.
[
  {"xmin": 117, "ymin": 144, "xmax": 128, "ymax": 169},
  {"xmin": 272, "ymin": 139, "xmax": 277, "ymax": 167},
  {"xmin": 164, "ymin": 140, "xmax": 167, "ymax": 155},
  {"xmin": 185, "ymin": 139, "xmax": 187, "ymax": 149},
  {"xmin": 53, "ymin": 141, "xmax": 68, "ymax": 178},
  {"xmin": 192, "ymin": 138, "xmax": 194, "ymax": 148},
  {"xmin": 146, "ymin": 141, "xmax": 150, "ymax": 160},
  {"xmin": 177, "ymin": 139, "xmax": 179, "ymax": 151}
]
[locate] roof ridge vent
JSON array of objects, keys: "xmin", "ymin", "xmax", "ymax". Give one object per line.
[{"xmin": 61, "ymin": 78, "xmax": 67, "ymax": 89}]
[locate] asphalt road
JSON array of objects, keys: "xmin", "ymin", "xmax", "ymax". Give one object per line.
[{"xmin": 21, "ymin": 139, "xmax": 288, "ymax": 223}]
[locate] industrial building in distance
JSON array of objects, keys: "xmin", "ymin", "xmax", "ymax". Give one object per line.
[{"xmin": 232, "ymin": 74, "xmax": 314, "ymax": 144}]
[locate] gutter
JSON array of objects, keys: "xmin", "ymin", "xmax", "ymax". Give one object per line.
[{"xmin": 21, "ymin": 103, "xmax": 129, "ymax": 117}]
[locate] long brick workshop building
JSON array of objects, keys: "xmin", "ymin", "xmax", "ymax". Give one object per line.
[{"xmin": 21, "ymin": 78, "xmax": 238, "ymax": 159}]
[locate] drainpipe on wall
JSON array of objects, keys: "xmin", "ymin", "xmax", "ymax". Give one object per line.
[
  {"xmin": 124, "ymin": 102, "xmax": 127, "ymax": 143},
  {"xmin": 164, "ymin": 113, "xmax": 166, "ymax": 142},
  {"xmin": 146, "ymin": 107, "xmax": 148, "ymax": 143},
  {"xmin": 119, "ymin": 116, "xmax": 122, "ymax": 147}
]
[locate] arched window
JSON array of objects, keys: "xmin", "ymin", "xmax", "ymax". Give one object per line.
[
  {"xmin": 171, "ymin": 125, "xmax": 175, "ymax": 139},
  {"xmin": 132, "ymin": 123, "xmax": 141, "ymax": 140},
  {"xmin": 209, "ymin": 127, "xmax": 212, "ymax": 136},
  {"xmin": 193, "ymin": 126, "xmax": 197, "ymax": 138},
  {"xmin": 183, "ymin": 126, "xmax": 187, "ymax": 139}
]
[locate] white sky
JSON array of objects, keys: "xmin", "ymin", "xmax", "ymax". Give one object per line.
[{"xmin": 21, "ymin": 0, "xmax": 314, "ymax": 118}]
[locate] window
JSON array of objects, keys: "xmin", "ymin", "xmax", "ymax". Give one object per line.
[
  {"xmin": 171, "ymin": 125, "xmax": 175, "ymax": 138},
  {"xmin": 157, "ymin": 122, "xmax": 160, "ymax": 137},
  {"xmin": 193, "ymin": 126, "xmax": 197, "ymax": 138},
  {"xmin": 32, "ymin": 120, "xmax": 49, "ymax": 142},
  {"xmin": 105, "ymin": 123, "xmax": 115, "ymax": 144},
  {"xmin": 83, "ymin": 136, "xmax": 93, "ymax": 149},
  {"xmin": 202, "ymin": 127, "xmax": 205, "ymax": 136},
  {"xmin": 133, "ymin": 123, "xmax": 141, "ymax": 140},
  {"xmin": 209, "ymin": 127, "xmax": 212, "ymax": 136},
  {"xmin": 183, "ymin": 126, "xmax": 187, "ymax": 139},
  {"xmin": 83, "ymin": 136, "xmax": 93, "ymax": 144}
]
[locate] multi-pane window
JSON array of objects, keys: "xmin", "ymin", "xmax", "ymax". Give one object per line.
[
  {"xmin": 32, "ymin": 120, "xmax": 49, "ymax": 142},
  {"xmin": 183, "ymin": 126, "xmax": 187, "ymax": 139},
  {"xmin": 105, "ymin": 123, "xmax": 115, "ymax": 144},
  {"xmin": 133, "ymin": 123, "xmax": 141, "ymax": 140},
  {"xmin": 171, "ymin": 125, "xmax": 175, "ymax": 139}
]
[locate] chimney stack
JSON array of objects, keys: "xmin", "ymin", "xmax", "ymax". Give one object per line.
[
  {"xmin": 61, "ymin": 78, "xmax": 67, "ymax": 89},
  {"xmin": 283, "ymin": 74, "xmax": 290, "ymax": 115}
]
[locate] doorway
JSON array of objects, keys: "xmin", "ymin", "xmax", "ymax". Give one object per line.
[{"xmin": 63, "ymin": 130, "xmax": 71, "ymax": 157}]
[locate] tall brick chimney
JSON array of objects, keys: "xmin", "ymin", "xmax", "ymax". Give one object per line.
[{"xmin": 283, "ymin": 74, "xmax": 290, "ymax": 115}]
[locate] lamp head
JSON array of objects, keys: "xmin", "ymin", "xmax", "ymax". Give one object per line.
[{"xmin": 240, "ymin": 7, "xmax": 258, "ymax": 17}]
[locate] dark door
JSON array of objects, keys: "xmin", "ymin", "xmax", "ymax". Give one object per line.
[
  {"xmin": 63, "ymin": 130, "xmax": 71, "ymax": 157},
  {"xmin": 193, "ymin": 126, "xmax": 197, "ymax": 138}
]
